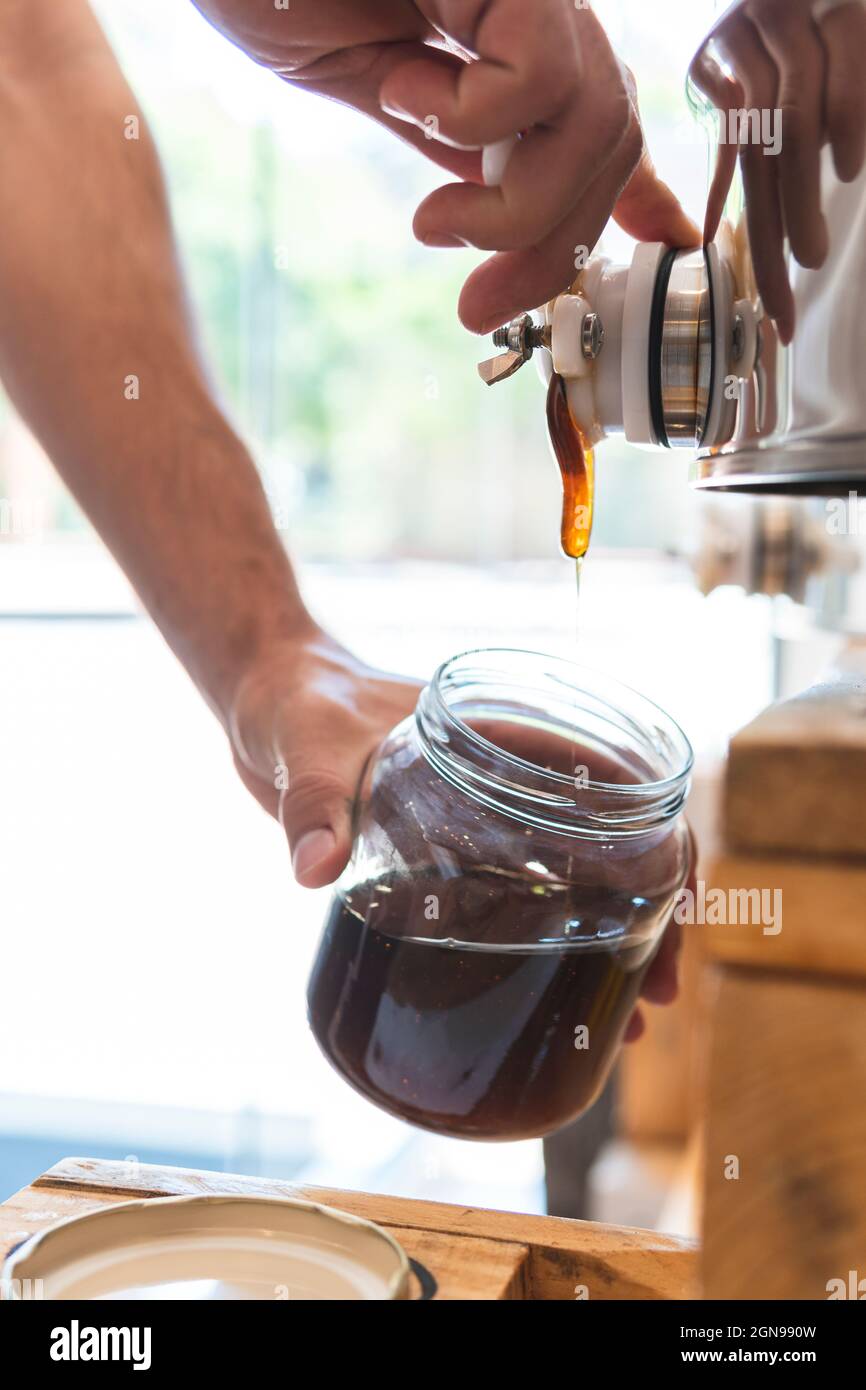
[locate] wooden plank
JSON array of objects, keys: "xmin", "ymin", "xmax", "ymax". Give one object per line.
[
  {"xmin": 9, "ymin": 1157, "xmax": 697, "ymax": 1301},
  {"xmin": 702, "ymin": 855, "xmax": 866, "ymax": 981},
  {"xmin": 702, "ymin": 967, "xmax": 866, "ymax": 1300},
  {"xmin": 0, "ymin": 1180, "xmax": 527, "ymax": 1302},
  {"xmin": 0, "ymin": 1184, "xmax": 132, "ymax": 1263},
  {"xmin": 725, "ymin": 672, "xmax": 866, "ymax": 857},
  {"xmin": 390, "ymin": 1227, "xmax": 529, "ymax": 1301}
]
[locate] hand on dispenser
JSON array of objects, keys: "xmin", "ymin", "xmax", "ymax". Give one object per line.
[
  {"xmin": 692, "ymin": 0, "xmax": 866, "ymax": 344},
  {"xmin": 191, "ymin": 0, "xmax": 697, "ymax": 332},
  {"xmin": 381, "ymin": 3, "xmax": 700, "ymax": 333}
]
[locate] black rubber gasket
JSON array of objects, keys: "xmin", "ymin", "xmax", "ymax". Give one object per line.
[{"xmin": 648, "ymin": 246, "xmax": 680, "ymax": 450}]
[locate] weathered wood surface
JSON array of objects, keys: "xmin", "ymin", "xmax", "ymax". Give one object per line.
[
  {"xmin": 704, "ymin": 854, "xmax": 866, "ymax": 981},
  {"xmin": 725, "ymin": 671, "xmax": 866, "ymax": 857},
  {"xmin": 701, "ymin": 967, "xmax": 866, "ymax": 1300},
  {"xmin": 0, "ymin": 1156, "xmax": 698, "ymax": 1301}
]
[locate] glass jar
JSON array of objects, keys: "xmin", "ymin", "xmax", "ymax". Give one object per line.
[{"xmin": 307, "ymin": 649, "xmax": 693, "ymax": 1142}]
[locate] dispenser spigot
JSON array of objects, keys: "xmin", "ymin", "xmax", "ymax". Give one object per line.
[{"xmin": 478, "ymin": 308, "xmax": 605, "ymax": 385}]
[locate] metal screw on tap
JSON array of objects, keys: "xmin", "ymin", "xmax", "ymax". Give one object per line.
[
  {"xmin": 581, "ymin": 312, "xmax": 605, "ymax": 361},
  {"xmin": 491, "ymin": 318, "xmax": 551, "ymax": 353},
  {"xmin": 478, "ymin": 314, "xmax": 551, "ymax": 385}
]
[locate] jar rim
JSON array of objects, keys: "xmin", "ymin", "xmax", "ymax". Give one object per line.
[{"xmin": 416, "ymin": 648, "xmax": 693, "ymax": 837}]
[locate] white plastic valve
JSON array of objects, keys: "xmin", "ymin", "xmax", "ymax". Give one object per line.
[{"xmin": 550, "ymin": 295, "xmax": 594, "ymax": 379}]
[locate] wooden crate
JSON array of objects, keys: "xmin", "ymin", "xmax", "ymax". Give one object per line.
[{"xmin": 699, "ymin": 663, "xmax": 866, "ymax": 1298}]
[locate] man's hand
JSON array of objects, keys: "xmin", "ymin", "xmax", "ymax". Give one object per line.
[
  {"xmin": 625, "ymin": 883, "xmax": 689, "ymax": 1044},
  {"xmin": 230, "ymin": 630, "xmax": 423, "ymax": 887},
  {"xmin": 192, "ymin": 0, "xmax": 698, "ymax": 331},
  {"xmin": 693, "ymin": 0, "xmax": 866, "ymax": 344}
]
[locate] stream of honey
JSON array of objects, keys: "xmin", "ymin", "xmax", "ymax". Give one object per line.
[
  {"xmin": 545, "ymin": 370, "xmax": 596, "ymax": 812},
  {"xmin": 546, "ymin": 372, "xmax": 595, "ymax": 564}
]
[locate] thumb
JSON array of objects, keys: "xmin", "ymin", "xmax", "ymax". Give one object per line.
[
  {"xmin": 279, "ymin": 764, "xmax": 355, "ymax": 890},
  {"xmin": 613, "ymin": 149, "xmax": 700, "ymax": 247}
]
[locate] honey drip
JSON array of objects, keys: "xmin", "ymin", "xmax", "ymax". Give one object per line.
[
  {"xmin": 546, "ymin": 372, "xmax": 595, "ymax": 563},
  {"xmin": 545, "ymin": 371, "xmax": 593, "ymax": 785}
]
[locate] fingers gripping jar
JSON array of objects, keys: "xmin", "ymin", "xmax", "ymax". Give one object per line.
[{"xmin": 307, "ymin": 649, "xmax": 693, "ymax": 1142}]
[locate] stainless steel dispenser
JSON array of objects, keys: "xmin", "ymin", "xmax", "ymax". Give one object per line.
[{"xmin": 688, "ymin": 5, "xmax": 866, "ymax": 495}]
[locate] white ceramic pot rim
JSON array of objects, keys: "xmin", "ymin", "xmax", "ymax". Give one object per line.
[{"xmin": 2, "ymin": 1190, "xmax": 411, "ymax": 1302}]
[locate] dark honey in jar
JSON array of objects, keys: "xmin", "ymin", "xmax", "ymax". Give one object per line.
[{"xmin": 307, "ymin": 649, "xmax": 692, "ymax": 1141}]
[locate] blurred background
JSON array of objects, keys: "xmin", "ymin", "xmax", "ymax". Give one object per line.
[{"xmin": 0, "ymin": 0, "xmax": 856, "ymax": 1225}]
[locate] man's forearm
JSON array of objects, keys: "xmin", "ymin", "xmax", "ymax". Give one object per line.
[{"xmin": 0, "ymin": 0, "xmax": 312, "ymax": 723}]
